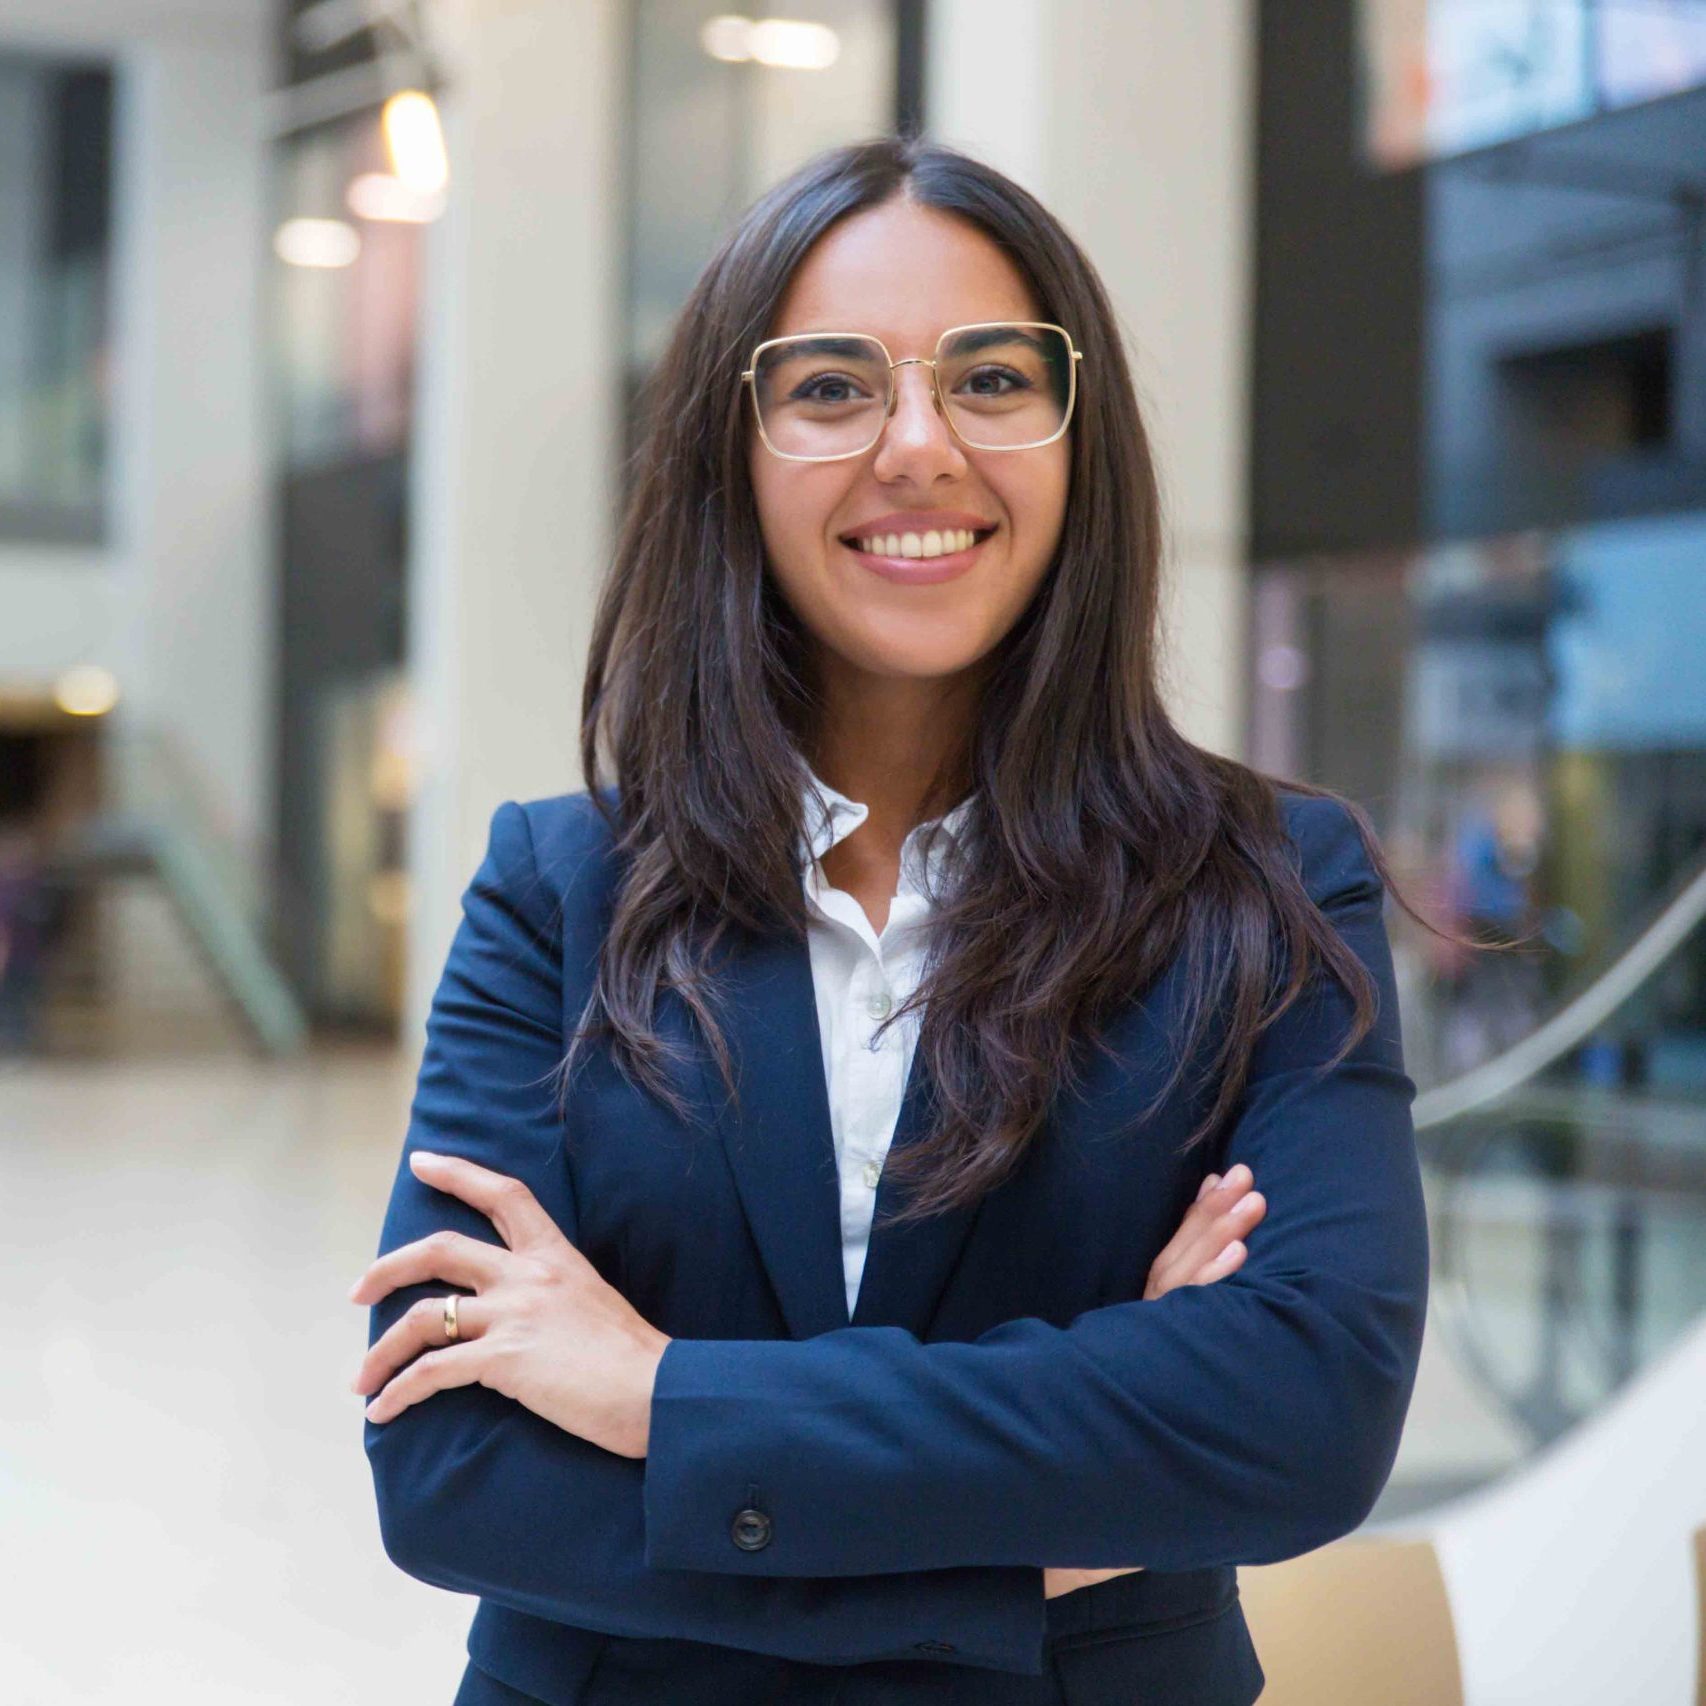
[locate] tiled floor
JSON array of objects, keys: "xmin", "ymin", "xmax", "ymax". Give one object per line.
[
  {"xmin": 2, "ymin": 1043, "xmax": 468, "ymax": 1704},
  {"xmin": 1, "ymin": 1040, "xmax": 1520, "ymax": 1704}
]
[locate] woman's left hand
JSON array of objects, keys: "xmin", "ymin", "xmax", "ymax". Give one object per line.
[{"xmin": 348, "ymin": 1150, "xmax": 672, "ymax": 1460}]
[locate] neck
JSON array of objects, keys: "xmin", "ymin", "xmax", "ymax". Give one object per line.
[{"xmin": 808, "ymin": 654, "xmax": 980, "ymax": 843}]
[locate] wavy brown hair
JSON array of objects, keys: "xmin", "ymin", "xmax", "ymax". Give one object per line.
[{"xmin": 559, "ymin": 134, "xmax": 1464, "ymax": 1229}]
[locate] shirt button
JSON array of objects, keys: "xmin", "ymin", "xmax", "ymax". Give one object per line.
[
  {"xmin": 862, "ymin": 1159, "xmax": 881, "ymax": 1189},
  {"xmin": 730, "ymin": 1508, "xmax": 773, "ymax": 1551},
  {"xmin": 866, "ymin": 988, "xmax": 893, "ymax": 1019}
]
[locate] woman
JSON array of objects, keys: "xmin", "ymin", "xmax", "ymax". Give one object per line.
[{"xmin": 349, "ymin": 136, "xmax": 1432, "ymax": 1706}]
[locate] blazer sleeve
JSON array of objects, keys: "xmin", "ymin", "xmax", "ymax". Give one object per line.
[
  {"xmin": 642, "ymin": 793, "xmax": 1431, "ymax": 1577},
  {"xmin": 359, "ymin": 799, "xmax": 1049, "ymax": 1675}
]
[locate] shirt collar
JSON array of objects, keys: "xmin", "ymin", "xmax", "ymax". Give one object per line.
[{"xmin": 796, "ymin": 760, "xmax": 975, "ymax": 897}]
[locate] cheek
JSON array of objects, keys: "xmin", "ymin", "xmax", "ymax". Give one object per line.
[
  {"xmin": 749, "ymin": 454, "xmax": 838, "ymax": 568},
  {"xmin": 994, "ymin": 453, "xmax": 1070, "ymax": 571}
]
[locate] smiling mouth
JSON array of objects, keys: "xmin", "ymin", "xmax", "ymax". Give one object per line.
[{"xmin": 839, "ymin": 525, "xmax": 999, "ymax": 560}]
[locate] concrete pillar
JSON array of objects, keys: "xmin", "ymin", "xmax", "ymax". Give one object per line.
[
  {"xmin": 118, "ymin": 31, "xmax": 273, "ymax": 856},
  {"xmin": 405, "ymin": 0, "xmax": 625, "ymax": 1038},
  {"xmin": 927, "ymin": 0, "xmax": 1256, "ymax": 761}
]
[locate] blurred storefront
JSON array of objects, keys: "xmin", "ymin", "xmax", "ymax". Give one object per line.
[
  {"xmin": 1250, "ymin": 0, "xmax": 1706, "ymax": 1451},
  {"xmin": 0, "ymin": 5, "xmax": 280, "ymax": 1054}
]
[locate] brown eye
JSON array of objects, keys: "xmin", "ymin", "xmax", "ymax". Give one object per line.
[
  {"xmin": 957, "ymin": 365, "xmax": 1029, "ymax": 397},
  {"xmin": 791, "ymin": 373, "xmax": 872, "ymax": 405}
]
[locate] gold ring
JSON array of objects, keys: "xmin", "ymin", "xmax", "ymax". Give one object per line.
[{"xmin": 443, "ymin": 1293, "xmax": 460, "ymax": 1342}]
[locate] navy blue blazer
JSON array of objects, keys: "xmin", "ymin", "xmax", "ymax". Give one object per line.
[{"xmin": 361, "ymin": 786, "xmax": 1430, "ymax": 1706}]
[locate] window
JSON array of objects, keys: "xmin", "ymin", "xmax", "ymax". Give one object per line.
[{"xmin": 0, "ymin": 51, "xmax": 113, "ymax": 546}]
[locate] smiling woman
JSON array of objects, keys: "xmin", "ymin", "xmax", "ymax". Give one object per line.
[{"xmin": 355, "ymin": 134, "xmax": 1439, "ymax": 1706}]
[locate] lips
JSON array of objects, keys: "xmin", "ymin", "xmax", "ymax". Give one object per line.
[
  {"xmin": 840, "ymin": 524, "xmax": 998, "ymax": 557},
  {"xmin": 839, "ymin": 525, "xmax": 996, "ymax": 585},
  {"xmin": 839, "ymin": 510, "xmax": 998, "ymax": 542}
]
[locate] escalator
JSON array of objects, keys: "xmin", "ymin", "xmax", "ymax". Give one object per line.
[
  {"xmin": 1409, "ymin": 854, "xmax": 1706, "ymax": 1451},
  {"xmin": 40, "ymin": 726, "xmax": 308, "ymax": 1056}
]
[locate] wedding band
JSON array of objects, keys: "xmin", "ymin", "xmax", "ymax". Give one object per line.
[{"xmin": 443, "ymin": 1293, "xmax": 460, "ymax": 1341}]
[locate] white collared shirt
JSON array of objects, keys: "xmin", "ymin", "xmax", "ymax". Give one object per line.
[{"xmin": 795, "ymin": 764, "xmax": 975, "ymax": 1318}]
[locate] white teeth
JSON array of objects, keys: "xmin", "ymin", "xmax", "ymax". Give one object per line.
[{"xmin": 852, "ymin": 527, "xmax": 982, "ymax": 557}]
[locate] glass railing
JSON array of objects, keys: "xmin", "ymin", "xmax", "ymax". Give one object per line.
[
  {"xmin": 49, "ymin": 725, "xmax": 308, "ymax": 1055},
  {"xmin": 1252, "ymin": 508, "xmax": 1706, "ymax": 1460},
  {"xmin": 1412, "ymin": 856, "xmax": 1706, "ymax": 1446}
]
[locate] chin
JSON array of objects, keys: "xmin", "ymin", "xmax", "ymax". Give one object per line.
[{"xmin": 837, "ymin": 633, "xmax": 993, "ymax": 682}]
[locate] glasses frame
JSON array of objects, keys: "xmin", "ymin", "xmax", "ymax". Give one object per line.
[{"xmin": 741, "ymin": 319, "xmax": 1085, "ymax": 463}]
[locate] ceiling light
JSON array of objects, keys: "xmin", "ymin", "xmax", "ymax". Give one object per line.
[
  {"xmin": 54, "ymin": 665, "xmax": 120, "ymax": 717},
  {"xmin": 749, "ymin": 19, "xmax": 839, "ymax": 69},
  {"xmin": 699, "ymin": 15, "xmax": 840, "ymax": 69},
  {"xmin": 700, "ymin": 14, "xmax": 753, "ymax": 61},
  {"xmin": 346, "ymin": 171, "xmax": 445, "ymax": 222},
  {"xmin": 382, "ymin": 89, "xmax": 448, "ymax": 193},
  {"xmin": 273, "ymin": 217, "xmax": 362, "ymax": 268}
]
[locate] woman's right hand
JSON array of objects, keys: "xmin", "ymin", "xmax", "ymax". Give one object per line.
[
  {"xmin": 1141, "ymin": 1162, "xmax": 1264, "ymax": 1301},
  {"xmin": 1042, "ymin": 1164, "xmax": 1266, "ymax": 1601}
]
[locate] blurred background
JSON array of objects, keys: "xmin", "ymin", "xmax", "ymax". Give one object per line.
[{"xmin": 1, "ymin": 1, "xmax": 1703, "ymax": 1701}]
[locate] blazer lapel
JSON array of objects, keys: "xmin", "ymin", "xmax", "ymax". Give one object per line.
[
  {"xmin": 847, "ymin": 1044, "xmax": 987, "ymax": 1335},
  {"xmin": 698, "ymin": 925, "xmax": 849, "ymax": 1342},
  {"xmin": 699, "ymin": 924, "xmax": 984, "ymax": 1343}
]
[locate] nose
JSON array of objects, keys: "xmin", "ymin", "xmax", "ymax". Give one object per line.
[{"xmin": 870, "ymin": 361, "xmax": 967, "ymax": 482}]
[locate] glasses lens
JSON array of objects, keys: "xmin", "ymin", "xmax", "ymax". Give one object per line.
[
  {"xmin": 752, "ymin": 334, "xmax": 890, "ymax": 459},
  {"xmin": 938, "ymin": 324, "xmax": 1073, "ymax": 449}
]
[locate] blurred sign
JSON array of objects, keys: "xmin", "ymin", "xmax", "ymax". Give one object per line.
[{"xmin": 1359, "ymin": 0, "xmax": 1706, "ymax": 168}]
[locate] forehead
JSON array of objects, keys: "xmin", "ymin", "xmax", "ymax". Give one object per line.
[{"xmin": 768, "ymin": 199, "xmax": 1042, "ymax": 352}]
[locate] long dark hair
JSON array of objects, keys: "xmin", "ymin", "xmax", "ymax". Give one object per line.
[{"xmin": 562, "ymin": 134, "xmax": 1462, "ymax": 1228}]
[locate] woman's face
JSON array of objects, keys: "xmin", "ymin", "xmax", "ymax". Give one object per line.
[{"xmin": 748, "ymin": 198, "xmax": 1071, "ymax": 692}]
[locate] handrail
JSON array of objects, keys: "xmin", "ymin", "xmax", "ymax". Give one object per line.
[
  {"xmin": 49, "ymin": 725, "xmax": 309, "ymax": 1055},
  {"xmin": 1411, "ymin": 856, "xmax": 1706, "ymax": 1131},
  {"xmin": 1408, "ymin": 850, "xmax": 1706, "ymax": 1450}
]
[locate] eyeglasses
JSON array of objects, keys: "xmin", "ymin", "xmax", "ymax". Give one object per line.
[{"xmin": 742, "ymin": 320, "xmax": 1083, "ymax": 462}]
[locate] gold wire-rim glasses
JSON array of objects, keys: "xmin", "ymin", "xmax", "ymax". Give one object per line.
[{"xmin": 740, "ymin": 319, "xmax": 1085, "ymax": 462}]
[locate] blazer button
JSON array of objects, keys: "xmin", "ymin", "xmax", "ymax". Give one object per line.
[
  {"xmin": 730, "ymin": 1507, "xmax": 773, "ymax": 1551},
  {"xmin": 914, "ymin": 1640, "xmax": 958, "ymax": 1654}
]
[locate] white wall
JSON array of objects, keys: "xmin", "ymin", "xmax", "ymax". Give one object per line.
[
  {"xmin": 0, "ymin": 1, "xmax": 273, "ymax": 856},
  {"xmin": 1379, "ymin": 1309, "xmax": 1706, "ymax": 1704},
  {"xmin": 927, "ymin": 0, "xmax": 1256, "ymax": 761},
  {"xmin": 404, "ymin": 0, "xmax": 625, "ymax": 1040}
]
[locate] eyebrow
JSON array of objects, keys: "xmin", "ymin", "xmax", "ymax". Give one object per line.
[
  {"xmin": 944, "ymin": 324, "xmax": 1052, "ymax": 359},
  {"xmin": 765, "ymin": 334, "xmax": 883, "ymax": 360},
  {"xmin": 768, "ymin": 326, "xmax": 1053, "ymax": 359}
]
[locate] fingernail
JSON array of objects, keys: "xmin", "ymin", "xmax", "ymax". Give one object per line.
[
  {"xmin": 1197, "ymin": 1174, "xmax": 1219, "ymax": 1201},
  {"xmin": 364, "ymin": 1402, "xmax": 382, "ymax": 1421}
]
